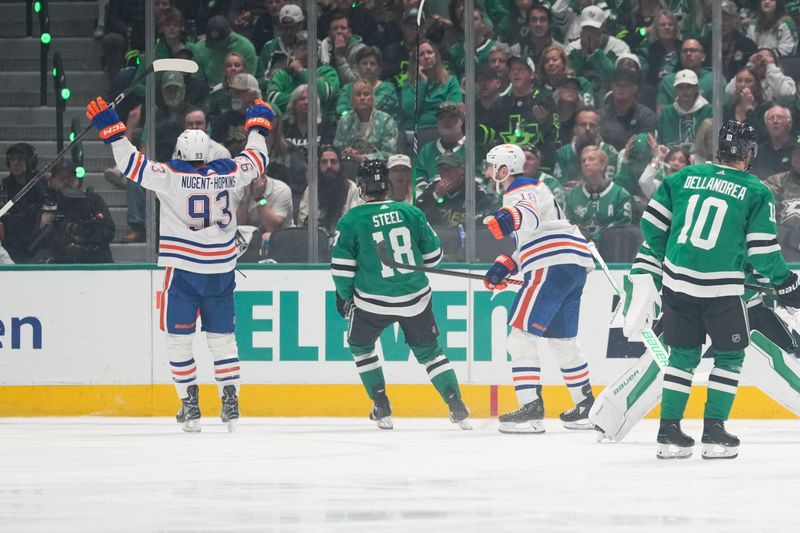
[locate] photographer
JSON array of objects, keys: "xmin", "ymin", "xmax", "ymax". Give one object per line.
[
  {"xmin": 29, "ymin": 161, "xmax": 115, "ymax": 263},
  {"xmin": 1, "ymin": 143, "xmax": 47, "ymax": 263}
]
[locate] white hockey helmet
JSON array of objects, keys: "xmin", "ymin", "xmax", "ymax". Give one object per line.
[
  {"xmin": 175, "ymin": 129, "xmax": 210, "ymax": 163},
  {"xmin": 485, "ymin": 143, "xmax": 525, "ymax": 183}
]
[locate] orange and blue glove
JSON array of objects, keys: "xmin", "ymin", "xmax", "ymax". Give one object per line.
[
  {"xmin": 484, "ymin": 254, "xmax": 518, "ymax": 290},
  {"xmin": 85, "ymin": 97, "xmax": 126, "ymax": 144},
  {"xmin": 485, "ymin": 206, "xmax": 522, "ymax": 240},
  {"xmin": 244, "ymin": 99, "xmax": 276, "ymax": 136}
]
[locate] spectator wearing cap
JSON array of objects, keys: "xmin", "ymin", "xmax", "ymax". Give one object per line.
[
  {"xmin": 724, "ymin": 48, "xmax": 797, "ymax": 106},
  {"xmin": 746, "ymin": 0, "xmax": 798, "ymax": 57},
  {"xmin": 1, "ymin": 143, "xmax": 47, "ymax": 262},
  {"xmin": 387, "ymin": 154, "xmax": 414, "ymax": 203},
  {"xmin": 256, "ymin": 4, "xmax": 308, "ymax": 82},
  {"xmin": 381, "ymin": 7, "xmax": 431, "ymax": 87},
  {"xmin": 193, "ymin": 15, "xmax": 257, "ymax": 88},
  {"xmin": 414, "ymin": 102, "xmax": 467, "ymax": 191},
  {"xmin": 336, "ymin": 46, "xmax": 400, "ymax": 121},
  {"xmin": 564, "ymin": 145, "xmax": 632, "ymax": 242},
  {"xmin": 766, "ymin": 136, "xmax": 800, "ymax": 232},
  {"xmin": 554, "ymin": 108, "xmax": 619, "ymax": 190},
  {"xmin": 333, "ymin": 80, "xmax": 399, "ymax": 162},
  {"xmin": 283, "ymin": 84, "xmax": 336, "ymax": 158},
  {"xmin": 249, "ymin": 0, "xmax": 288, "ymax": 54},
  {"xmin": 320, "ymin": 11, "xmax": 368, "ymax": 85},
  {"xmin": 554, "ymin": 75, "xmax": 587, "ymax": 145},
  {"xmin": 520, "ymin": 143, "xmax": 565, "ymax": 207},
  {"xmin": 488, "ymin": 42, "xmax": 514, "ymax": 97},
  {"xmin": 415, "ymin": 151, "xmax": 495, "ymax": 229},
  {"xmin": 752, "ymin": 105, "xmax": 796, "ymax": 180},
  {"xmin": 599, "ymin": 68, "xmax": 657, "ymax": 151},
  {"xmin": 510, "ymin": 2, "xmax": 566, "ymax": 66},
  {"xmin": 447, "ymin": 4, "xmax": 498, "ymax": 80},
  {"xmin": 400, "ymin": 39, "xmax": 462, "ymax": 136},
  {"xmin": 565, "ymin": 5, "xmax": 632, "ymax": 92},
  {"xmin": 655, "ymin": 39, "xmax": 715, "ymax": 116},
  {"xmin": 495, "ymin": 54, "xmax": 559, "ymax": 169},
  {"xmin": 656, "ymin": 69, "xmax": 712, "ymax": 147},
  {"xmin": 551, "ymin": 0, "xmax": 612, "ymax": 43},
  {"xmin": 644, "ymin": 9, "xmax": 683, "ymax": 87},
  {"xmin": 704, "ymin": 1, "xmax": 758, "ymax": 82},
  {"xmin": 210, "ymin": 72, "xmax": 263, "ymax": 155},
  {"xmin": 153, "ymin": 71, "xmax": 192, "ymax": 161},
  {"xmin": 535, "ymin": 45, "xmax": 594, "ymax": 107},
  {"xmin": 723, "ymin": 66, "xmax": 775, "ymax": 143},
  {"xmin": 208, "ymin": 52, "xmax": 249, "ymax": 120},
  {"xmin": 264, "ymin": 32, "xmax": 341, "ymax": 120}
]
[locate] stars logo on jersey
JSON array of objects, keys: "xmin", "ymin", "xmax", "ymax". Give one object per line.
[
  {"xmin": 781, "ymin": 198, "xmax": 800, "ymax": 221},
  {"xmin": 574, "ymin": 205, "xmax": 588, "ymax": 217},
  {"xmin": 498, "ymin": 114, "xmax": 544, "ymax": 146}
]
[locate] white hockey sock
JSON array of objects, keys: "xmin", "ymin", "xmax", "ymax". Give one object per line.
[
  {"xmin": 166, "ymin": 333, "xmax": 196, "ymax": 399},
  {"xmin": 507, "ymin": 328, "xmax": 542, "ymax": 405},
  {"xmin": 548, "ymin": 338, "xmax": 591, "ymax": 404},
  {"xmin": 207, "ymin": 333, "xmax": 241, "ymax": 396}
]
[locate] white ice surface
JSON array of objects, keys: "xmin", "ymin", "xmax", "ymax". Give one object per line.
[{"xmin": 1, "ymin": 417, "xmax": 798, "ymax": 533}]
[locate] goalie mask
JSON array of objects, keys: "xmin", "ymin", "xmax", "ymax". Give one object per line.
[
  {"xmin": 357, "ymin": 159, "xmax": 388, "ymax": 198},
  {"xmin": 175, "ymin": 129, "xmax": 210, "ymax": 163},
  {"xmin": 485, "ymin": 143, "xmax": 525, "ymax": 192}
]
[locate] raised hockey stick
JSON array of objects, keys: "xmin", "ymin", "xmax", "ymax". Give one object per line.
[
  {"xmin": 376, "ymin": 242, "xmax": 525, "ymax": 286},
  {"xmin": 0, "ymin": 58, "xmax": 198, "ymax": 219}
]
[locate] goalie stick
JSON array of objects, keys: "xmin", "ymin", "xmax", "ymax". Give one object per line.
[
  {"xmin": 376, "ymin": 241, "xmax": 524, "ymax": 285},
  {"xmin": 0, "ymin": 58, "xmax": 198, "ymax": 219}
]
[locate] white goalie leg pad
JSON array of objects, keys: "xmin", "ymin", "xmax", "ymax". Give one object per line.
[
  {"xmin": 746, "ymin": 330, "xmax": 800, "ymax": 416},
  {"xmin": 507, "ymin": 328, "xmax": 542, "ymax": 405},
  {"xmin": 548, "ymin": 338, "xmax": 591, "ymax": 404},
  {"xmin": 207, "ymin": 332, "xmax": 241, "ymax": 396},
  {"xmin": 167, "ymin": 333, "xmax": 196, "ymax": 399},
  {"xmin": 589, "ymin": 351, "xmax": 664, "ymax": 441}
]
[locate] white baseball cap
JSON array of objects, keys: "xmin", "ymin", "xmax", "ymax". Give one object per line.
[
  {"xmin": 673, "ymin": 69, "xmax": 699, "ymax": 87},
  {"xmin": 279, "ymin": 4, "xmax": 304, "ymax": 23},
  {"xmin": 580, "ymin": 5, "xmax": 606, "ymax": 29},
  {"xmin": 387, "ymin": 154, "xmax": 412, "ymax": 169}
]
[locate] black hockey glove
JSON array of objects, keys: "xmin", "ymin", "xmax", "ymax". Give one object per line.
[
  {"xmin": 336, "ymin": 293, "xmax": 354, "ymax": 318},
  {"xmin": 775, "ymin": 272, "xmax": 800, "ymax": 309}
]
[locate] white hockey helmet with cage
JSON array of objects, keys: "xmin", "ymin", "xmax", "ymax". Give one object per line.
[
  {"xmin": 485, "ymin": 143, "xmax": 525, "ymax": 183},
  {"xmin": 175, "ymin": 129, "xmax": 210, "ymax": 163}
]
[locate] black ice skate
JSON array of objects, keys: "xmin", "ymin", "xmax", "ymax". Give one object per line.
[
  {"xmin": 220, "ymin": 385, "xmax": 240, "ymax": 433},
  {"xmin": 498, "ymin": 396, "xmax": 545, "ymax": 434},
  {"xmin": 176, "ymin": 384, "xmax": 201, "ymax": 433},
  {"xmin": 369, "ymin": 386, "xmax": 393, "ymax": 430},
  {"xmin": 559, "ymin": 384, "xmax": 595, "ymax": 430},
  {"xmin": 701, "ymin": 419, "xmax": 739, "ymax": 460},
  {"xmin": 445, "ymin": 388, "xmax": 472, "ymax": 430},
  {"xmin": 656, "ymin": 419, "xmax": 695, "ymax": 459}
]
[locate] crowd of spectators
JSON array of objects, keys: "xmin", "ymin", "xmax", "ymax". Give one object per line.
[{"xmin": 6, "ymin": 0, "xmax": 800, "ymax": 264}]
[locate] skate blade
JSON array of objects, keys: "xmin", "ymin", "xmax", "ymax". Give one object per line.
[
  {"xmin": 498, "ymin": 421, "xmax": 545, "ymax": 434},
  {"xmin": 656, "ymin": 443, "xmax": 693, "ymax": 459},
  {"xmin": 701, "ymin": 443, "xmax": 738, "ymax": 460},
  {"xmin": 181, "ymin": 419, "xmax": 201, "ymax": 433},
  {"xmin": 225, "ymin": 419, "xmax": 238, "ymax": 433},
  {"xmin": 562, "ymin": 419, "xmax": 595, "ymax": 430},
  {"xmin": 374, "ymin": 416, "xmax": 393, "ymax": 430},
  {"xmin": 455, "ymin": 418, "xmax": 473, "ymax": 430}
]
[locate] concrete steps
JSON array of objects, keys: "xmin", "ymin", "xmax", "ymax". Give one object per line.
[
  {"xmin": 0, "ymin": 37, "xmax": 102, "ymax": 72},
  {"xmin": 0, "ymin": 2, "xmax": 98, "ymax": 38},
  {"xmin": 0, "ymin": 139, "xmax": 115, "ymax": 172},
  {"xmin": 0, "ymin": 69, "xmax": 109, "ymax": 107}
]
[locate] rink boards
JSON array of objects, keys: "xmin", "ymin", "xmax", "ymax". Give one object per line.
[{"xmin": 0, "ymin": 264, "xmax": 796, "ymax": 418}]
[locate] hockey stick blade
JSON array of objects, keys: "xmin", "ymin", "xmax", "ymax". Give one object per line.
[
  {"xmin": 0, "ymin": 59, "xmax": 198, "ymax": 219},
  {"xmin": 375, "ymin": 242, "xmax": 524, "ymax": 285},
  {"xmin": 152, "ymin": 58, "xmax": 198, "ymax": 74}
]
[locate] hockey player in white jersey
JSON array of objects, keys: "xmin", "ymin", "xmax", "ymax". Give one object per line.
[
  {"xmin": 86, "ymin": 95, "xmax": 275, "ymax": 432},
  {"xmin": 482, "ymin": 144, "xmax": 596, "ymax": 433}
]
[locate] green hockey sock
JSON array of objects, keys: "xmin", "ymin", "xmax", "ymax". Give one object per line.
[
  {"xmin": 705, "ymin": 350, "xmax": 744, "ymax": 420},
  {"xmin": 350, "ymin": 343, "xmax": 385, "ymax": 400},
  {"xmin": 661, "ymin": 346, "xmax": 700, "ymax": 420},
  {"xmin": 411, "ymin": 342, "xmax": 461, "ymax": 401}
]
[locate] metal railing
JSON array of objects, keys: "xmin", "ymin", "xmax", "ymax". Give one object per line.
[{"xmin": 34, "ymin": 0, "xmax": 51, "ymax": 106}]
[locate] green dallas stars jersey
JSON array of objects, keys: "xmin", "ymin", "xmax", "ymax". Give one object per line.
[
  {"xmin": 331, "ymin": 201, "xmax": 443, "ymax": 317},
  {"xmin": 565, "ymin": 181, "xmax": 632, "ymax": 239},
  {"xmin": 633, "ymin": 163, "xmax": 792, "ymax": 298}
]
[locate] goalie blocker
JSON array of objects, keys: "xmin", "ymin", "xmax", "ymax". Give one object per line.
[{"xmin": 590, "ymin": 303, "xmax": 800, "ymax": 442}]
